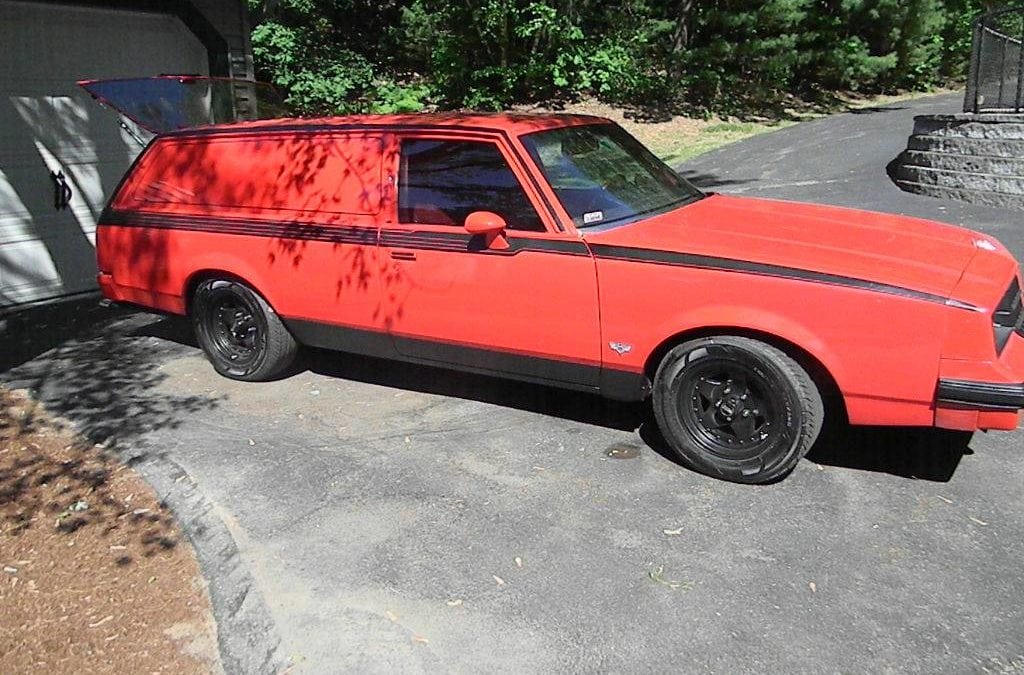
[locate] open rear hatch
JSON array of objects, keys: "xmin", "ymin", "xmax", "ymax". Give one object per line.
[{"xmin": 78, "ymin": 75, "xmax": 289, "ymax": 134}]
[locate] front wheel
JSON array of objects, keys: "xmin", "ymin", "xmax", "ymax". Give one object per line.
[
  {"xmin": 191, "ymin": 279, "xmax": 298, "ymax": 381},
  {"xmin": 652, "ymin": 336, "xmax": 824, "ymax": 484}
]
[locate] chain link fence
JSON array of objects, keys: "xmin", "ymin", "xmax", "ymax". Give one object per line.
[{"xmin": 965, "ymin": 6, "xmax": 1024, "ymax": 113}]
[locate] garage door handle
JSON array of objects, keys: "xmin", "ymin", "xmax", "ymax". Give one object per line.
[
  {"xmin": 49, "ymin": 170, "xmax": 72, "ymax": 210},
  {"xmin": 390, "ymin": 251, "xmax": 417, "ymax": 261}
]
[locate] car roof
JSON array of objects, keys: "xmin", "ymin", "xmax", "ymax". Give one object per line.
[{"xmin": 164, "ymin": 112, "xmax": 611, "ymax": 137}]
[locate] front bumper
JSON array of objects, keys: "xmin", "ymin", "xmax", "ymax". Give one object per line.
[
  {"xmin": 934, "ymin": 379, "xmax": 1024, "ymax": 431},
  {"xmin": 937, "ymin": 379, "xmax": 1024, "ymax": 411},
  {"xmin": 934, "ymin": 319, "xmax": 1024, "ymax": 431}
]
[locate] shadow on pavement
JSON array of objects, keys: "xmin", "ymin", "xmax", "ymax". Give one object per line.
[
  {"xmin": 130, "ymin": 312, "xmax": 198, "ymax": 347},
  {"xmin": 0, "ymin": 296, "xmax": 120, "ymax": 374},
  {"xmin": 884, "ymin": 150, "xmax": 907, "ymax": 184},
  {"xmin": 847, "ymin": 104, "xmax": 908, "ymax": 115},
  {"xmin": 304, "ymin": 346, "xmax": 646, "ymax": 432},
  {"xmin": 133, "ymin": 315, "xmax": 645, "ymax": 432},
  {"xmin": 677, "ymin": 170, "xmax": 758, "ymax": 190},
  {"xmin": 637, "ymin": 413, "xmax": 971, "ymax": 483},
  {"xmin": 1, "ymin": 301, "xmax": 216, "ymax": 554},
  {"xmin": 133, "ymin": 314, "xmax": 973, "ymax": 482},
  {"xmin": 807, "ymin": 424, "xmax": 972, "ymax": 482},
  {"xmin": 1, "ymin": 301, "xmax": 215, "ymax": 450}
]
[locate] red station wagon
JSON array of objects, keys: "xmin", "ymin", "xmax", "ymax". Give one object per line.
[{"xmin": 83, "ymin": 77, "xmax": 1024, "ymax": 483}]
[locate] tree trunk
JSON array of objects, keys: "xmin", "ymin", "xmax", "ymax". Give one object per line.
[{"xmin": 670, "ymin": 0, "xmax": 694, "ymax": 77}]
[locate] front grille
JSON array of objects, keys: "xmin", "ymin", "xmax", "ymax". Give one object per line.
[{"xmin": 993, "ymin": 277, "xmax": 1024, "ymax": 353}]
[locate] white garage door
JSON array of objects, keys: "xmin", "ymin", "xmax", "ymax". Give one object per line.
[{"xmin": 0, "ymin": 0, "xmax": 207, "ymax": 308}]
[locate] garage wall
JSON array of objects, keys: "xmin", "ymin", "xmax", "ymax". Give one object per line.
[
  {"xmin": 0, "ymin": 0, "xmax": 208, "ymax": 308},
  {"xmin": 190, "ymin": 0, "xmax": 252, "ymax": 78}
]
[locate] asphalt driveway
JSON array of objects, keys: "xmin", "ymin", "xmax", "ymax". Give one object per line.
[{"xmin": 4, "ymin": 93, "xmax": 1024, "ymax": 674}]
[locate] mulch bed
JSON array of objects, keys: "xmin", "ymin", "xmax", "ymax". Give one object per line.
[{"xmin": 0, "ymin": 389, "xmax": 220, "ymax": 673}]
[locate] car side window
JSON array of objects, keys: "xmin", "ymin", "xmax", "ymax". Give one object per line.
[{"xmin": 398, "ymin": 139, "xmax": 546, "ymax": 232}]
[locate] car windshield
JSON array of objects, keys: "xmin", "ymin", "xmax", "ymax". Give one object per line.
[{"xmin": 520, "ymin": 123, "xmax": 703, "ymax": 228}]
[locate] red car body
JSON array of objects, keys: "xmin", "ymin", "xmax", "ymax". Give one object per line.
[{"xmin": 93, "ymin": 112, "xmax": 1024, "ymax": 434}]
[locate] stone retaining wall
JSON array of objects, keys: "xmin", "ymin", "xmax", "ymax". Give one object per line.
[{"xmin": 893, "ymin": 113, "xmax": 1024, "ymax": 210}]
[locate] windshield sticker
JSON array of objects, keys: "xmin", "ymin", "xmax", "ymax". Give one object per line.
[{"xmin": 583, "ymin": 211, "xmax": 604, "ymax": 224}]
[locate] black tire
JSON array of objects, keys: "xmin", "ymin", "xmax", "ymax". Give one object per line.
[
  {"xmin": 191, "ymin": 279, "xmax": 298, "ymax": 381},
  {"xmin": 652, "ymin": 336, "xmax": 824, "ymax": 484}
]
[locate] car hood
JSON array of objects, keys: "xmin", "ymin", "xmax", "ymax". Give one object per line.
[{"xmin": 583, "ymin": 194, "xmax": 990, "ymax": 299}]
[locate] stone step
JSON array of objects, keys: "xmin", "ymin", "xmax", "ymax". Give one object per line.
[
  {"xmin": 894, "ymin": 179, "xmax": 1024, "ymax": 211},
  {"xmin": 896, "ymin": 163, "xmax": 1024, "ymax": 194},
  {"xmin": 907, "ymin": 133, "xmax": 1024, "ymax": 158},
  {"xmin": 912, "ymin": 116, "xmax": 1024, "ymax": 140},
  {"xmin": 902, "ymin": 149, "xmax": 1024, "ymax": 176}
]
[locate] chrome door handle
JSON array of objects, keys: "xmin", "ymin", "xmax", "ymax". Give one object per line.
[{"xmin": 390, "ymin": 251, "xmax": 417, "ymax": 261}]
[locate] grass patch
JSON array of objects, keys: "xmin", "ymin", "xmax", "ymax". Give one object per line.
[{"xmin": 654, "ymin": 120, "xmax": 795, "ymax": 164}]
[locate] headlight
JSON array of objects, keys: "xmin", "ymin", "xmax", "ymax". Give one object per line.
[{"xmin": 993, "ymin": 277, "xmax": 1024, "ymax": 354}]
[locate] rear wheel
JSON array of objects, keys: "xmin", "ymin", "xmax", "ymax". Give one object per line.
[
  {"xmin": 652, "ymin": 335, "xmax": 824, "ymax": 483},
  {"xmin": 191, "ymin": 279, "xmax": 298, "ymax": 381}
]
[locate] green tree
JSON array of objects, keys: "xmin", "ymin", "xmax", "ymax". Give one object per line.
[{"xmin": 247, "ymin": 0, "xmax": 991, "ymax": 116}]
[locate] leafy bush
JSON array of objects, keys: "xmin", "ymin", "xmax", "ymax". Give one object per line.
[
  {"xmin": 252, "ymin": 21, "xmax": 375, "ymax": 114},
  {"xmin": 249, "ymin": 0, "xmax": 987, "ymax": 117}
]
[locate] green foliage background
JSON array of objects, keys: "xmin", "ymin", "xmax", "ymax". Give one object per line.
[{"xmin": 247, "ymin": 0, "xmax": 997, "ymax": 116}]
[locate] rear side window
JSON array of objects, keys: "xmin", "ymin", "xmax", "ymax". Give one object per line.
[
  {"xmin": 398, "ymin": 139, "xmax": 545, "ymax": 232},
  {"xmin": 116, "ymin": 133, "xmax": 384, "ymax": 216}
]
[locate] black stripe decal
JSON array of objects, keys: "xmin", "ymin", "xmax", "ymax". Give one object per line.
[
  {"xmin": 283, "ymin": 317, "xmax": 647, "ymax": 396},
  {"xmin": 381, "ymin": 229, "xmax": 588, "ymax": 256},
  {"xmin": 103, "ymin": 210, "xmax": 376, "ymax": 245},
  {"xmin": 102, "ymin": 210, "xmax": 589, "ymax": 257},
  {"xmin": 104, "ymin": 212, "xmax": 964, "ymax": 307},
  {"xmin": 589, "ymin": 243, "xmax": 963, "ymax": 307}
]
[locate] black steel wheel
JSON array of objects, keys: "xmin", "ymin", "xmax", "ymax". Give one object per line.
[
  {"xmin": 652, "ymin": 336, "xmax": 824, "ymax": 483},
  {"xmin": 191, "ymin": 279, "xmax": 298, "ymax": 381}
]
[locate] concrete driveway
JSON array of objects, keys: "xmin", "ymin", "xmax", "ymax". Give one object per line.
[{"xmin": 4, "ymin": 93, "xmax": 1024, "ymax": 674}]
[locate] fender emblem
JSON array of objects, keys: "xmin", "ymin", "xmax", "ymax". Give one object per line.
[{"xmin": 609, "ymin": 341, "xmax": 632, "ymax": 355}]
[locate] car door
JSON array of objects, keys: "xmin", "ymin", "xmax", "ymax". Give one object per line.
[{"xmin": 378, "ymin": 132, "xmax": 601, "ymax": 388}]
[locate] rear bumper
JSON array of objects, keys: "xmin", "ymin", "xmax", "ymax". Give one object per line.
[
  {"xmin": 96, "ymin": 272, "xmax": 185, "ymax": 314},
  {"xmin": 937, "ymin": 379, "xmax": 1024, "ymax": 411},
  {"xmin": 97, "ymin": 272, "xmax": 120, "ymax": 300}
]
